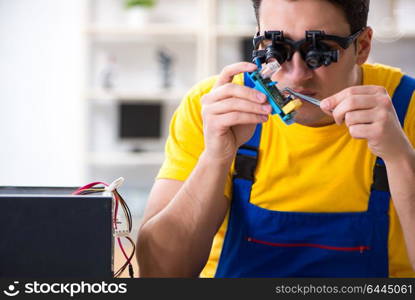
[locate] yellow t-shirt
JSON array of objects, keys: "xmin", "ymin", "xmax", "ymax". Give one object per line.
[{"xmin": 156, "ymin": 63, "xmax": 415, "ymax": 278}]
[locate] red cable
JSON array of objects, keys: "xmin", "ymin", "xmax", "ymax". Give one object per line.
[
  {"xmin": 73, "ymin": 181, "xmax": 131, "ymax": 268},
  {"xmin": 72, "ymin": 181, "xmax": 108, "ymax": 195},
  {"xmin": 117, "ymin": 237, "xmax": 131, "ymax": 263}
]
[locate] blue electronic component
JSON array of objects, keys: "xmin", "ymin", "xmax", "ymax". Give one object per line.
[{"xmin": 245, "ymin": 59, "xmax": 299, "ymax": 125}]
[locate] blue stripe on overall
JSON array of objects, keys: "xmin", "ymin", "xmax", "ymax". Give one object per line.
[{"xmin": 215, "ymin": 74, "xmax": 415, "ymax": 278}]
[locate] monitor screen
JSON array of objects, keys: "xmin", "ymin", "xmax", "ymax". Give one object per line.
[{"xmin": 118, "ymin": 102, "xmax": 162, "ymax": 139}]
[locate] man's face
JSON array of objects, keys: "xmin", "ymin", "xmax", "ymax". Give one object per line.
[{"xmin": 259, "ymin": 0, "xmax": 366, "ymax": 126}]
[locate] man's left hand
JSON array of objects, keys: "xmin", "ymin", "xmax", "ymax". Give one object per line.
[{"xmin": 320, "ymin": 85, "xmax": 413, "ymax": 162}]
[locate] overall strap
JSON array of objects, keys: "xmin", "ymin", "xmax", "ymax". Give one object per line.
[
  {"xmin": 369, "ymin": 75, "xmax": 415, "ymax": 212},
  {"xmin": 233, "ymin": 123, "xmax": 262, "ymax": 181},
  {"xmin": 392, "ymin": 75, "xmax": 415, "ymax": 127},
  {"xmin": 233, "ymin": 73, "xmax": 263, "ymax": 182}
]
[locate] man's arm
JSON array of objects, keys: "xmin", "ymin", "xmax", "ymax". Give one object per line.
[
  {"xmin": 321, "ymin": 85, "xmax": 415, "ymax": 271},
  {"xmin": 136, "ymin": 153, "xmax": 232, "ymax": 277},
  {"xmin": 384, "ymin": 145, "xmax": 415, "ymax": 270},
  {"xmin": 136, "ymin": 62, "xmax": 270, "ymax": 277}
]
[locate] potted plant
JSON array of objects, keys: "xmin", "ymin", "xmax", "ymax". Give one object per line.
[{"xmin": 124, "ymin": 0, "xmax": 156, "ymax": 27}]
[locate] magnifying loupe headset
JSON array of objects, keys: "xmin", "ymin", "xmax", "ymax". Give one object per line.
[{"xmin": 252, "ymin": 28, "xmax": 364, "ymax": 70}]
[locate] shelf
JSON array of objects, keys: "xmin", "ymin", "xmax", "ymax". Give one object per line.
[
  {"xmin": 88, "ymin": 152, "xmax": 165, "ymax": 166},
  {"xmin": 85, "ymin": 24, "xmax": 200, "ymax": 38},
  {"xmin": 373, "ymin": 29, "xmax": 415, "ymax": 40},
  {"xmin": 215, "ymin": 25, "xmax": 256, "ymax": 38},
  {"xmin": 215, "ymin": 27, "xmax": 415, "ymax": 40},
  {"xmin": 83, "ymin": 0, "xmax": 415, "ymax": 193},
  {"xmin": 87, "ymin": 89, "xmax": 186, "ymax": 102},
  {"xmin": 400, "ymin": 30, "xmax": 415, "ymax": 39}
]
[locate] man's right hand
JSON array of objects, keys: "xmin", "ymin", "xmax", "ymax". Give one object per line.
[{"xmin": 201, "ymin": 62, "xmax": 272, "ymax": 162}]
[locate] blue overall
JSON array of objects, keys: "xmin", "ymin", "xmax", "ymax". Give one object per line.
[{"xmin": 215, "ymin": 74, "xmax": 415, "ymax": 277}]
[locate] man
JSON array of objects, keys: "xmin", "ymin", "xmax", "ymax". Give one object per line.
[{"xmin": 136, "ymin": 0, "xmax": 415, "ymax": 277}]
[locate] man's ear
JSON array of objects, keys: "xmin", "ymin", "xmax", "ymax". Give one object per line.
[{"xmin": 356, "ymin": 27, "xmax": 373, "ymax": 65}]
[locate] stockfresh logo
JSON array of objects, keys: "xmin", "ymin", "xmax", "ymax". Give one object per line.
[
  {"xmin": 3, "ymin": 281, "xmax": 20, "ymax": 297},
  {"xmin": 2, "ymin": 281, "xmax": 127, "ymax": 297}
]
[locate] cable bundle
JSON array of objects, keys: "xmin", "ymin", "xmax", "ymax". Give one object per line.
[{"xmin": 72, "ymin": 178, "xmax": 135, "ymax": 278}]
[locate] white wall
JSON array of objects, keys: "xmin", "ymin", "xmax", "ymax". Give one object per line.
[{"xmin": 0, "ymin": 0, "xmax": 85, "ymax": 186}]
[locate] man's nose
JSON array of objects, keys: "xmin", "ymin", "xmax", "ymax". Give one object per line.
[{"xmin": 280, "ymin": 52, "xmax": 313, "ymax": 85}]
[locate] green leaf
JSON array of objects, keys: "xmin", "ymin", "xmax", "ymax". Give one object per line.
[{"xmin": 124, "ymin": 0, "xmax": 156, "ymax": 9}]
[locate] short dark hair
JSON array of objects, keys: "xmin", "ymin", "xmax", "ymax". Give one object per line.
[{"xmin": 251, "ymin": 0, "xmax": 370, "ymax": 34}]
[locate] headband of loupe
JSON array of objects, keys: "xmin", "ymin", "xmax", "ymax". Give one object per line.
[{"xmin": 252, "ymin": 28, "xmax": 364, "ymax": 70}]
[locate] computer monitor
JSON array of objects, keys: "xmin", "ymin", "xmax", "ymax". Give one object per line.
[
  {"xmin": 0, "ymin": 186, "xmax": 113, "ymax": 278},
  {"xmin": 118, "ymin": 101, "xmax": 163, "ymax": 152}
]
